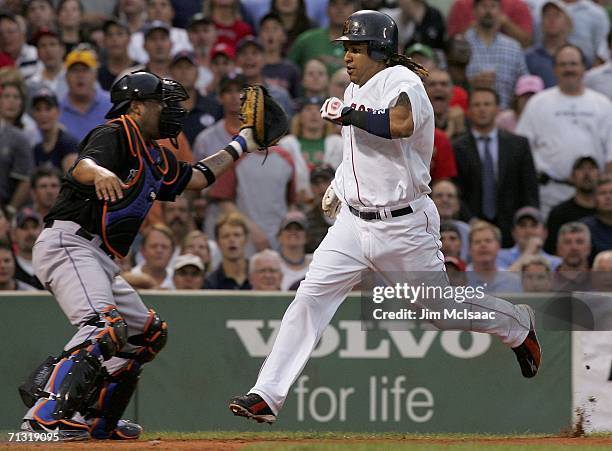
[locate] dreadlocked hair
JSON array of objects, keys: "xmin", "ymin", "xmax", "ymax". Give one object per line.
[{"xmin": 387, "ymin": 54, "xmax": 429, "ymax": 79}]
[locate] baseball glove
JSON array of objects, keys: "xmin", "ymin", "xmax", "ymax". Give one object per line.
[{"xmin": 240, "ymin": 85, "xmax": 289, "ymax": 149}]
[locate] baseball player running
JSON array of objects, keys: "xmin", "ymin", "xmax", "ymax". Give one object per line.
[
  {"xmin": 229, "ymin": 10, "xmax": 541, "ymax": 425},
  {"xmin": 18, "ymin": 71, "xmax": 267, "ymax": 440}
]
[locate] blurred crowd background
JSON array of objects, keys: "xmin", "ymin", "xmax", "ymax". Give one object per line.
[{"xmin": 0, "ymin": 0, "xmax": 611, "ymax": 293}]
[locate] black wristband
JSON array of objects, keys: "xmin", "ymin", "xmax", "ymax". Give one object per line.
[
  {"xmin": 224, "ymin": 144, "xmax": 240, "ymax": 161},
  {"xmin": 193, "ymin": 161, "xmax": 216, "ymax": 186}
]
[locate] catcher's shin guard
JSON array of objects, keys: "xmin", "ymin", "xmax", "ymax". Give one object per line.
[
  {"xmin": 86, "ymin": 360, "xmax": 143, "ymax": 439},
  {"xmin": 25, "ymin": 308, "xmax": 128, "ymax": 426}
]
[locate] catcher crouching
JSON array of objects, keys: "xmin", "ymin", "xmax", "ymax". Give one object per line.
[{"xmin": 18, "ymin": 72, "xmax": 288, "ymax": 441}]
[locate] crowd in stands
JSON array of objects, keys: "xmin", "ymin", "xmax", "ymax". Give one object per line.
[{"xmin": 0, "ymin": 0, "xmax": 611, "ymax": 294}]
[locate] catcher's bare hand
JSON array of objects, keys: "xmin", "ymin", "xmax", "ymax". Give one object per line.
[
  {"xmin": 94, "ymin": 167, "xmax": 128, "ymax": 203},
  {"xmin": 322, "ymin": 184, "xmax": 341, "ymax": 220}
]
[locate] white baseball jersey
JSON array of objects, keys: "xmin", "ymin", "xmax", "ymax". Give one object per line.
[{"xmin": 332, "ymin": 65, "xmax": 435, "ymax": 209}]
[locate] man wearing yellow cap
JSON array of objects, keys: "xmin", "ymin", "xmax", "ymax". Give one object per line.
[{"xmin": 59, "ymin": 47, "xmax": 112, "ymax": 142}]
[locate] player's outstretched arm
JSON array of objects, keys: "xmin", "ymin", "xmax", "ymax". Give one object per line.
[
  {"xmin": 321, "ymin": 92, "xmax": 414, "ymax": 139},
  {"xmin": 186, "ymin": 131, "xmax": 256, "ymax": 191}
]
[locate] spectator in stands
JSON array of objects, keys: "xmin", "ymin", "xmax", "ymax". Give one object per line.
[
  {"xmin": 31, "ymin": 88, "xmax": 79, "ymax": 172},
  {"xmin": 279, "ymin": 96, "xmax": 342, "ymax": 170},
  {"xmin": 117, "ymin": 0, "xmax": 147, "ymax": 34},
  {"xmin": 193, "ymin": 72, "xmax": 245, "ymax": 162},
  {"xmin": 516, "ymin": 44, "xmax": 612, "ymax": 216},
  {"xmin": 430, "ymin": 130, "xmax": 458, "ymax": 182},
  {"xmin": 440, "ymin": 221, "xmax": 465, "ymax": 263},
  {"xmin": 59, "ymin": 47, "xmax": 112, "ymax": 142},
  {"xmin": 466, "ymin": 221, "xmax": 522, "ymax": 292},
  {"xmin": 172, "ymin": 253, "xmax": 205, "ymax": 290},
  {"xmin": 0, "ymin": 239, "xmax": 36, "ymax": 290},
  {"xmin": 525, "ymin": 0, "xmax": 572, "ymax": 88},
  {"xmin": 204, "ymin": 213, "xmax": 251, "ymax": 290},
  {"xmin": 57, "ymin": 0, "xmax": 83, "ymax": 55},
  {"xmin": 305, "ymin": 165, "xmax": 334, "ymax": 253},
  {"xmin": 496, "ymin": 75, "xmax": 544, "ymax": 133},
  {"xmin": 0, "ymin": 12, "xmax": 38, "ymax": 79},
  {"xmin": 98, "ymin": 19, "xmax": 138, "ymax": 91},
  {"xmin": 465, "ymin": 0, "xmax": 528, "ymax": 108},
  {"xmin": 520, "ymin": 255, "xmax": 553, "ymax": 292},
  {"xmin": 277, "ymin": 212, "xmax": 312, "ymax": 290},
  {"xmin": 127, "ymin": 21, "xmax": 174, "ymax": 78},
  {"xmin": 328, "ymin": 67, "xmax": 350, "ymax": 100},
  {"xmin": 132, "ymin": 224, "xmax": 175, "ymax": 289},
  {"xmin": 584, "ymin": 31, "xmax": 612, "ymax": 100},
  {"xmin": 498, "ymin": 206, "xmax": 562, "ymax": 271},
  {"xmin": 447, "ymin": 0, "xmax": 533, "ymax": 47},
  {"xmin": 260, "ymin": 12, "xmax": 301, "ymax": 99},
  {"xmin": 186, "ymin": 13, "xmax": 217, "ymax": 94},
  {"xmin": 453, "ymin": 87, "xmax": 539, "ymax": 247},
  {"xmin": 288, "ymin": 0, "xmax": 355, "ymax": 74},
  {"xmin": 446, "ymin": 35, "xmax": 472, "ymax": 92},
  {"xmin": 30, "ymin": 167, "xmax": 61, "ymax": 219},
  {"xmin": 381, "ymin": 0, "xmax": 446, "ymax": 51},
  {"xmin": 0, "ymin": 75, "xmax": 40, "ymax": 148},
  {"xmin": 161, "ymin": 195, "xmax": 195, "ymax": 257},
  {"xmin": 27, "ymin": 28, "xmax": 68, "ymax": 102},
  {"xmin": 170, "ymin": 51, "xmax": 222, "ymax": 146},
  {"xmin": 0, "ymin": 207, "xmax": 9, "ymax": 241},
  {"xmin": 431, "ymin": 180, "xmax": 470, "ymax": 261},
  {"xmin": 270, "ymin": 0, "xmax": 313, "ymax": 49},
  {"xmin": 249, "ymin": 249, "xmax": 283, "ymax": 291},
  {"xmin": 592, "ymin": 250, "xmax": 612, "ymax": 291},
  {"xmin": 0, "ymin": 116, "xmax": 34, "ymax": 213},
  {"xmin": 445, "ymin": 255, "xmax": 468, "ymax": 286},
  {"xmin": 128, "ymin": 0, "xmax": 192, "ymax": 64},
  {"xmin": 180, "ymin": 230, "xmax": 211, "ymax": 275},
  {"xmin": 301, "ymin": 58, "xmax": 328, "ymax": 98},
  {"xmin": 24, "ymin": 0, "xmax": 56, "ymax": 35},
  {"xmin": 235, "ymin": 37, "xmax": 293, "ymax": 116},
  {"xmin": 563, "ymin": 0, "xmax": 610, "ymax": 66},
  {"xmin": 545, "ymin": 156, "xmax": 598, "ymax": 253},
  {"xmin": 206, "ymin": 42, "xmax": 236, "ymax": 94},
  {"xmin": 556, "ymin": 221, "xmax": 591, "ymax": 273},
  {"xmin": 205, "ymin": 0, "xmax": 253, "ymax": 51},
  {"xmin": 581, "ymin": 174, "xmax": 612, "ymax": 261},
  {"xmin": 11, "ymin": 207, "xmax": 43, "ymax": 289},
  {"xmin": 425, "ymin": 68, "xmax": 466, "ymax": 139}
]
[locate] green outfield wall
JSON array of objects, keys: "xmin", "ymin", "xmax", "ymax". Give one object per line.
[{"xmin": 1, "ymin": 292, "xmax": 571, "ymax": 433}]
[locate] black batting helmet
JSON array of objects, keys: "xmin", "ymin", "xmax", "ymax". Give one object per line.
[{"xmin": 333, "ymin": 10, "xmax": 399, "ymax": 62}]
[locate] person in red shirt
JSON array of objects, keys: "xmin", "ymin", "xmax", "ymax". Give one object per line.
[
  {"xmin": 447, "ymin": 0, "xmax": 533, "ymax": 47},
  {"xmin": 431, "ymin": 128, "xmax": 458, "ymax": 181},
  {"xmin": 206, "ymin": 0, "xmax": 253, "ymax": 52}
]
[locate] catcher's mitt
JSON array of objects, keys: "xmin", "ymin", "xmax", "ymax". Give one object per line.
[{"xmin": 240, "ymin": 85, "xmax": 289, "ymax": 149}]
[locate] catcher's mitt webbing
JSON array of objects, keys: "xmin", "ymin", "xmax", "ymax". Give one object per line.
[{"xmin": 240, "ymin": 85, "xmax": 289, "ymax": 148}]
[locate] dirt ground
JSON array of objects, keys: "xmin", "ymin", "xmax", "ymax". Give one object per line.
[{"xmin": 4, "ymin": 436, "xmax": 612, "ymax": 450}]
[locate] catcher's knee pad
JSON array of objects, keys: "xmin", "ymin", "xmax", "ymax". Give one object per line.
[
  {"xmin": 125, "ymin": 309, "xmax": 168, "ymax": 363},
  {"xmin": 31, "ymin": 348, "xmax": 104, "ymax": 424},
  {"xmin": 86, "ymin": 360, "xmax": 142, "ymax": 439},
  {"xmin": 93, "ymin": 307, "xmax": 129, "ymax": 360}
]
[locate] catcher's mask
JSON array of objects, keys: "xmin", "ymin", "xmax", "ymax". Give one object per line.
[{"xmin": 106, "ymin": 71, "xmax": 189, "ymax": 139}]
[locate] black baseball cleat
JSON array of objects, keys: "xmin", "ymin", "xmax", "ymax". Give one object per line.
[
  {"xmin": 512, "ymin": 304, "xmax": 541, "ymax": 378},
  {"xmin": 21, "ymin": 419, "xmax": 90, "ymax": 441},
  {"xmin": 229, "ymin": 393, "xmax": 276, "ymax": 424}
]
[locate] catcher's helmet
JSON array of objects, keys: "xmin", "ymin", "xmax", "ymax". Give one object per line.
[
  {"xmin": 333, "ymin": 10, "xmax": 398, "ymax": 62},
  {"xmin": 106, "ymin": 71, "xmax": 188, "ymax": 138}
]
